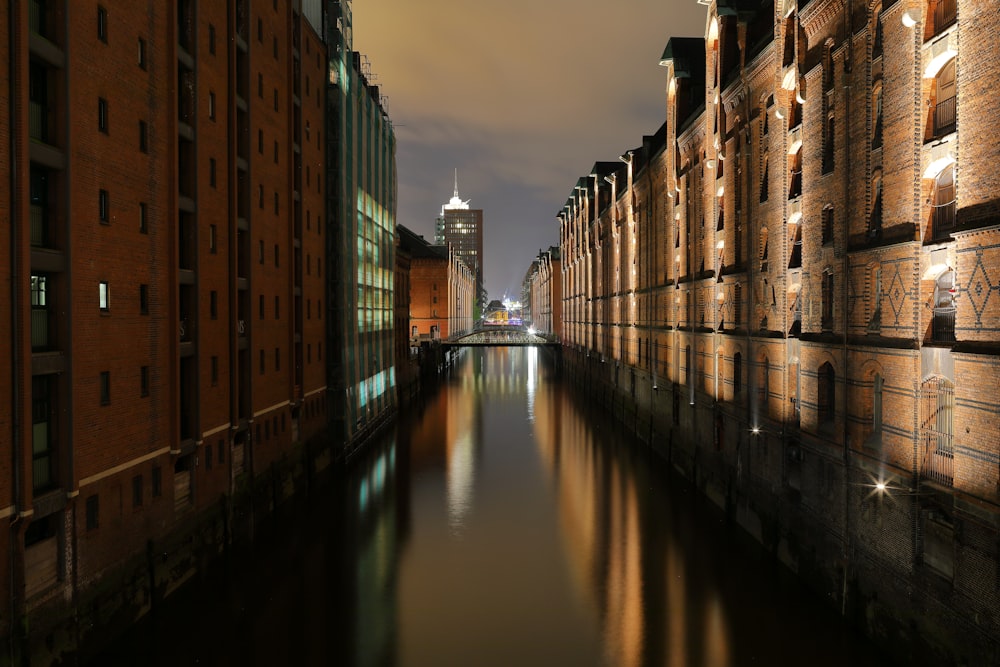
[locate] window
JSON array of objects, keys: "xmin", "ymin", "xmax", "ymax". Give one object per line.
[
  {"xmin": 209, "ymin": 224, "xmax": 217, "ymax": 252},
  {"xmin": 869, "ymin": 173, "xmax": 883, "ymax": 236},
  {"xmin": 138, "ymin": 37, "xmax": 146, "ymax": 69},
  {"xmin": 258, "ymin": 184, "xmax": 264, "ymax": 208},
  {"xmin": 869, "ymin": 265, "xmax": 882, "ymax": 331},
  {"xmin": 872, "ymin": 373, "xmax": 883, "ymax": 435},
  {"xmin": 818, "ymin": 362, "xmax": 836, "ymax": 424},
  {"xmin": 258, "ymin": 128, "xmax": 263, "ymax": 153},
  {"xmin": 759, "ymin": 228, "xmax": 769, "ymax": 273},
  {"xmin": 139, "ymin": 202, "xmax": 148, "ymax": 234},
  {"xmin": 733, "ymin": 352, "xmax": 742, "ymax": 395},
  {"xmin": 210, "ymin": 290, "xmax": 218, "ymax": 319},
  {"xmin": 258, "ymin": 239, "xmax": 264, "ymax": 264},
  {"xmin": 823, "ymin": 111, "xmax": 835, "ymax": 173},
  {"xmin": 274, "ymin": 295, "xmax": 279, "ymax": 319},
  {"xmin": 209, "ymin": 158, "xmax": 217, "ymax": 188},
  {"xmin": 99, "ymin": 189, "xmax": 109, "ymax": 222},
  {"xmin": 822, "ymin": 271, "xmax": 834, "ymax": 331},
  {"xmin": 139, "ymin": 284, "xmax": 149, "ymax": 314},
  {"xmin": 205, "ymin": 444, "xmax": 213, "ymax": 470},
  {"xmin": 141, "ymin": 365, "xmax": 149, "ymax": 397},
  {"xmin": 932, "ymin": 59, "xmax": 956, "ymax": 139},
  {"xmin": 217, "ymin": 440, "xmax": 225, "ymax": 464},
  {"xmin": 99, "ymin": 281, "xmax": 110, "ymax": 311},
  {"xmin": 259, "ymin": 294, "xmax": 264, "ymax": 319},
  {"xmin": 97, "ymin": 5, "xmax": 107, "ymax": 43},
  {"xmin": 98, "ymin": 97, "xmax": 108, "ymax": 133},
  {"xmin": 273, "ymin": 88, "xmax": 278, "ymax": 111},
  {"xmin": 31, "ymin": 375, "xmax": 54, "ymax": 491},
  {"xmin": 208, "ymin": 91, "xmax": 216, "ymax": 120},
  {"xmin": 86, "ymin": 495, "xmax": 99, "ymax": 530},
  {"xmin": 257, "ymin": 17, "xmax": 263, "ymax": 42},
  {"xmin": 275, "ymin": 347, "xmax": 280, "ymax": 371},
  {"xmin": 930, "ymin": 0, "xmax": 957, "ymax": 37},
  {"xmin": 100, "ymin": 371, "xmax": 111, "ymax": 405},
  {"xmin": 788, "ymin": 147, "xmax": 802, "ymax": 199},
  {"xmin": 872, "ymin": 82, "xmax": 883, "ymax": 149},
  {"xmin": 211, "ymin": 356, "xmax": 218, "ymax": 386},
  {"xmin": 759, "ymin": 152, "xmax": 769, "ymax": 202},
  {"xmin": 132, "ymin": 475, "xmax": 143, "ymax": 507},
  {"xmin": 258, "ymin": 72, "xmax": 263, "ymax": 98},
  {"xmin": 932, "ymin": 164, "xmax": 956, "ymax": 240},
  {"xmin": 139, "ymin": 120, "xmax": 148, "ymax": 153},
  {"xmin": 259, "ymin": 349, "xmax": 265, "ymax": 374},
  {"xmin": 759, "ymin": 356, "xmax": 770, "ymax": 413},
  {"xmin": 208, "ymin": 24, "xmax": 216, "ymax": 54},
  {"xmin": 152, "ymin": 465, "xmax": 162, "ymax": 497},
  {"xmin": 274, "ymin": 140, "xmax": 278, "ymax": 163},
  {"xmin": 274, "ymin": 192, "xmax": 279, "ymax": 215},
  {"xmin": 274, "ymin": 244, "xmax": 279, "ymax": 266},
  {"xmin": 822, "ymin": 206, "xmax": 834, "ymax": 245},
  {"xmin": 273, "ymin": 36, "xmax": 278, "ymax": 59}
]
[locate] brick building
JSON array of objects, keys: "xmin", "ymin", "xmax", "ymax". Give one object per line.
[
  {"xmin": 523, "ymin": 246, "xmax": 562, "ymax": 339},
  {"xmin": 0, "ymin": 0, "xmax": 347, "ymax": 657},
  {"xmin": 401, "ymin": 224, "xmax": 475, "ymax": 341},
  {"xmin": 559, "ymin": 0, "xmax": 1000, "ymax": 662}
]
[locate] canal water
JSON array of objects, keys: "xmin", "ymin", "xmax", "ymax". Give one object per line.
[{"xmin": 95, "ymin": 347, "xmax": 889, "ymax": 666}]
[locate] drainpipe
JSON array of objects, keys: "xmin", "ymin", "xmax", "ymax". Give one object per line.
[
  {"xmin": 840, "ymin": 2, "xmax": 854, "ymax": 618},
  {"xmin": 9, "ymin": 0, "xmax": 24, "ymax": 657}
]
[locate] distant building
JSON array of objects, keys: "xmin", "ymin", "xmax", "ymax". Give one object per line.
[
  {"xmin": 435, "ymin": 173, "xmax": 484, "ymax": 311},
  {"xmin": 326, "ymin": 0, "xmax": 398, "ymax": 449},
  {"xmin": 402, "ymin": 225, "xmax": 475, "ymax": 340},
  {"xmin": 523, "ymin": 247, "xmax": 561, "ymax": 339}
]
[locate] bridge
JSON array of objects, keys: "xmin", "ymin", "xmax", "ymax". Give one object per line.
[{"xmin": 444, "ymin": 326, "xmax": 560, "ymax": 348}]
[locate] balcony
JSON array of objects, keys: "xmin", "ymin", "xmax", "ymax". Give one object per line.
[
  {"xmin": 933, "ymin": 96, "xmax": 956, "ymax": 139},
  {"xmin": 30, "ymin": 204, "xmax": 51, "ymax": 248},
  {"xmin": 921, "ymin": 431, "xmax": 953, "ymax": 486},
  {"xmin": 31, "ymin": 307, "xmax": 50, "ymax": 350},
  {"xmin": 931, "ymin": 308, "xmax": 955, "ymax": 342}
]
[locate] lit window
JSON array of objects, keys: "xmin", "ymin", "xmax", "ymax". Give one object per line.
[{"xmin": 99, "ymin": 281, "xmax": 110, "ymax": 311}]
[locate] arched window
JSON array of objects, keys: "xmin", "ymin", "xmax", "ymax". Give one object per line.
[
  {"xmin": 932, "ymin": 268, "xmax": 956, "ymax": 341},
  {"xmin": 788, "ymin": 146, "xmax": 802, "ymax": 199},
  {"xmin": 869, "ymin": 264, "xmax": 882, "ymax": 332},
  {"xmin": 872, "ymin": 80, "xmax": 883, "ymax": 149},
  {"xmin": 933, "ymin": 59, "xmax": 956, "ymax": 139},
  {"xmin": 759, "ymin": 356, "xmax": 770, "ymax": 412},
  {"xmin": 920, "ymin": 376, "xmax": 954, "ymax": 484},
  {"xmin": 873, "ymin": 373, "xmax": 883, "ymax": 434},
  {"xmin": 733, "ymin": 352, "xmax": 743, "ymax": 396},
  {"xmin": 869, "ymin": 172, "xmax": 883, "ymax": 236},
  {"xmin": 760, "ymin": 151, "xmax": 770, "ymax": 202},
  {"xmin": 734, "ymin": 283, "xmax": 742, "ymax": 326},
  {"xmin": 760, "ymin": 227, "xmax": 769, "ymax": 273},
  {"xmin": 822, "ymin": 271, "xmax": 834, "ymax": 331},
  {"xmin": 932, "ymin": 163, "xmax": 956, "ymax": 240},
  {"xmin": 818, "ymin": 362, "xmax": 836, "ymax": 424},
  {"xmin": 823, "ymin": 111, "xmax": 835, "ymax": 173}
]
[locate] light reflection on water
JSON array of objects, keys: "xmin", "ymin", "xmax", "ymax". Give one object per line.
[{"xmin": 94, "ymin": 346, "xmax": 890, "ymax": 667}]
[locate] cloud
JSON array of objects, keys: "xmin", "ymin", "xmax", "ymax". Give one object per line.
[{"xmin": 353, "ymin": 0, "xmax": 706, "ymax": 296}]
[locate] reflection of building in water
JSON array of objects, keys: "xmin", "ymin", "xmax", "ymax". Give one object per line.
[{"xmin": 533, "ymin": 393, "xmax": 732, "ymax": 667}]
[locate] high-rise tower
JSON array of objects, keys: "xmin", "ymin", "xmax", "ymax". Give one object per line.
[{"xmin": 435, "ymin": 171, "xmax": 484, "ymax": 312}]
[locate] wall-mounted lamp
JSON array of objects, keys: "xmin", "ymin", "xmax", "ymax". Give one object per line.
[
  {"xmin": 619, "ymin": 151, "xmax": 634, "ymax": 164},
  {"xmin": 901, "ymin": 10, "xmax": 917, "ymax": 28}
]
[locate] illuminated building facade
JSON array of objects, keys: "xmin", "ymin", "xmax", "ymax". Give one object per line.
[
  {"xmin": 326, "ymin": 0, "xmax": 398, "ymax": 450},
  {"xmin": 401, "ymin": 225, "xmax": 475, "ymax": 340},
  {"xmin": 1, "ymin": 0, "xmax": 329, "ymax": 656},
  {"xmin": 435, "ymin": 175, "xmax": 484, "ymax": 311},
  {"xmin": 523, "ymin": 246, "xmax": 562, "ymax": 339},
  {"xmin": 559, "ymin": 0, "xmax": 1000, "ymax": 662}
]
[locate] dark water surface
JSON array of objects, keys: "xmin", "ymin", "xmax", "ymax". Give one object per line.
[{"xmin": 95, "ymin": 347, "xmax": 890, "ymax": 666}]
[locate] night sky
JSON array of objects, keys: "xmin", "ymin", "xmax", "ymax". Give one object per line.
[{"xmin": 352, "ymin": 0, "xmax": 707, "ymax": 301}]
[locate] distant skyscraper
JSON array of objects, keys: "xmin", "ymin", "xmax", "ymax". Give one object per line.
[{"xmin": 435, "ymin": 172, "xmax": 484, "ymax": 310}]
